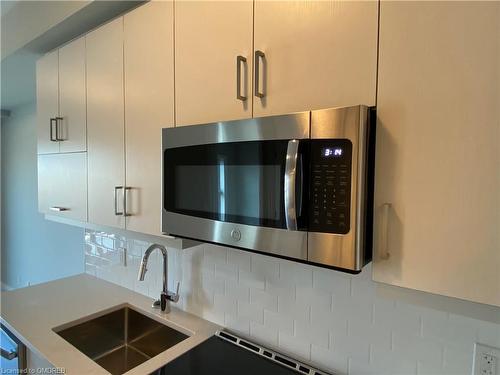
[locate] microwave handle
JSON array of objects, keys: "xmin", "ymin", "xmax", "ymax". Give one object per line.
[
  {"xmin": 296, "ymin": 152, "xmax": 304, "ymax": 218},
  {"xmin": 284, "ymin": 140, "xmax": 299, "ymax": 230}
]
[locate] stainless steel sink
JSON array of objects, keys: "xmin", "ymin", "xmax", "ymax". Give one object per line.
[{"xmin": 54, "ymin": 306, "xmax": 189, "ymax": 375}]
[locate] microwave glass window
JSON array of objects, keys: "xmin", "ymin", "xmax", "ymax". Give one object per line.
[
  {"xmin": 165, "ymin": 140, "xmax": 289, "ymax": 228},
  {"xmin": 174, "ymin": 165, "xmax": 281, "ymax": 221}
]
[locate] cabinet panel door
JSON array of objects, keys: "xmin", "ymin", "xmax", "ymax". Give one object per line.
[
  {"xmin": 36, "ymin": 51, "xmax": 59, "ymax": 154},
  {"xmin": 86, "ymin": 18, "xmax": 125, "ymax": 229},
  {"xmin": 374, "ymin": 2, "xmax": 500, "ymax": 307},
  {"xmin": 175, "ymin": 0, "xmax": 253, "ymax": 126},
  {"xmin": 253, "ymin": 1, "xmax": 378, "ymax": 117},
  {"xmin": 59, "ymin": 36, "xmax": 86, "ymax": 153},
  {"xmin": 124, "ymin": 1, "xmax": 174, "ymax": 235},
  {"xmin": 38, "ymin": 153, "xmax": 87, "ymax": 221}
]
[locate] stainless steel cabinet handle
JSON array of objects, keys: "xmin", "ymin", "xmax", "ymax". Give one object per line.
[
  {"xmin": 49, "ymin": 206, "xmax": 69, "ymax": 212},
  {"xmin": 124, "ymin": 187, "xmax": 132, "ymax": 217},
  {"xmin": 236, "ymin": 55, "xmax": 247, "ymax": 101},
  {"xmin": 49, "ymin": 118, "xmax": 58, "ymax": 141},
  {"xmin": 284, "ymin": 140, "xmax": 299, "ymax": 231},
  {"xmin": 379, "ymin": 203, "xmax": 391, "ymax": 260},
  {"xmin": 0, "ymin": 347, "xmax": 17, "ymax": 361},
  {"xmin": 55, "ymin": 117, "xmax": 65, "ymax": 141},
  {"xmin": 254, "ymin": 50, "xmax": 265, "ymax": 98},
  {"xmin": 114, "ymin": 186, "xmax": 124, "ymax": 216}
]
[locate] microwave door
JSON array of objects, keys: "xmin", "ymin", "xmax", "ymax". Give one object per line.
[{"xmin": 163, "ymin": 144, "xmax": 308, "ymax": 260}]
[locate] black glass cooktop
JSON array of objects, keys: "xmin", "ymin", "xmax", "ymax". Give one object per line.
[{"xmin": 150, "ymin": 333, "xmax": 329, "ymax": 375}]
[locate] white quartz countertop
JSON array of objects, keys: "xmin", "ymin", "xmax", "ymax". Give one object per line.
[{"xmin": 0, "ymin": 274, "xmax": 220, "ymax": 374}]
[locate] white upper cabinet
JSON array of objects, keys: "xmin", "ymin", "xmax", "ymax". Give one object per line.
[
  {"xmin": 36, "ymin": 50, "xmax": 59, "ymax": 154},
  {"xmin": 38, "ymin": 153, "xmax": 87, "ymax": 221},
  {"xmin": 86, "ymin": 17, "xmax": 126, "ymax": 229},
  {"xmin": 58, "ymin": 37, "xmax": 87, "ymax": 153},
  {"xmin": 373, "ymin": 2, "xmax": 500, "ymax": 307},
  {"xmin": 36, "ymin": 36, "xmax": 86, "ymax": 154},
  {"xmin": 253, "ymin": 0, "xmax": 378, "ymax": 117},
  {"xmin": 124, "ymin": 1, "xmax": 174, "ymax": 235},
  {"xmin": 175, "ymin": 0, "xmax": 253, "ymax": 126}
]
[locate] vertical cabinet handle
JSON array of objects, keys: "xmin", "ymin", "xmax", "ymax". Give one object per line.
[
  {"xmin": 379, "ymin": 203, "xmax": 391, "ymax": 260},
  {"xmin": 114, "ymin": 186, "xmax": 124, "ymax": 216},
  {"xmin": 236, "ymin": 55, "xmax": 247, "ymax": 101},
  {"xmin": 49, "ymin": 118, "xmax": 57, "ymax": 141},
  {"xmin": 124, "ymin": 187, "xmax": 132, "ymax": 217},
  {"xmin": 254, "ymin": 50, "xmax": 266, "ymax": 98},
  {"xmin": 55, "ymin": 117, "xmax": 65, "ymax": 141}
]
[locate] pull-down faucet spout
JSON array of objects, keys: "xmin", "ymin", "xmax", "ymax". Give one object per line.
[{"xmin": 138, "ymin": 244, "xmax": 179, "ymax": 312}]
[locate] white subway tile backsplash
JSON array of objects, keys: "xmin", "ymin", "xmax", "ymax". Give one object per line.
[
  {"xmin": 278, "ymin": 294, "xmax": 311, "ymax": 323},
  {"xmin": 311, "ymin": 344, "xmax": 348, "ymax": 375},
  {"xmin": 215, "ymin": 262, "xmax": 238, "ymax": 281},
  {"xmin": 238, "ymin": 269, "xmax": 265, "ymax": 290},
  {"xmin": 295, "ymin": 318, "xmax": 330, "ymax": 348},
  {"xmin": 214, "ymin": 293, "xmax": 237, "ymax": 316},
  {"xmin": 250, "ymin": 320, "xmax": 279, "ymax": 348},
  {"xmin": 250, "ymin": 288, "xmax": 278, "ymax": 312},
  {"xmin": 279, "ymin": 260, "xmax": 313, "ymax": 287},
  {"xmin": 393, "ymin": 332, "xmax": 444, "ymax": 367},
  {"xmin": 84, "ymin": 229, "xmax": 500, "ymax": 375},
  {"xmin": 224, "ymin": 281, "xmax": 250, "ymax": 303},
  {"xmin": 237, "ymin": 300, "xmax": 264, "ymax": 324},
  {"xmin": 250, "ymin": 253, "xmax": 280, "ymax": 280},
  {"xmin": 224, "ymin": 313, "xmax": 250, "ymax": 336},
  {"xmin": 313, "ymin": 267, "xmax": 351, "ymax": 297},
  {"xmin": 311, "ymin": 306, "xmax": 348, "ymax": 337},
  {"xmin": 227, "ymin": 249, "xmax": 251, "ymax": 272},
  {"xmin": 278, "ymin": 331, "xmax": 312, "ymax": 361},
  {"xmin": 264, "ymin": 309, "xmax": 294, "ymax": 335},
  {"xmin": 296, "ymin": 286, "xmax": 332, "ymax": 312}
]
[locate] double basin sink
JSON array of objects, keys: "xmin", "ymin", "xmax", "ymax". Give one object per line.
[{"xmin": 54, "ymin": 306, "xmax": 189, "ymax": 375}]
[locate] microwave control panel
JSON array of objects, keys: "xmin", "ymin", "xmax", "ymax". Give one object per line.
[{"xmin": 309, "ymin": 139, "xmax": 352, "ymax": 234}]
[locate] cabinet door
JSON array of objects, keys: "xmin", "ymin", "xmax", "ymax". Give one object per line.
[
  {"xmin": 253, "ymin": 1, "xmax": 378, "ymax": 117},
  {"xmin": 86, "ymin": 18, "xmax": 126, "ymax": 229},
  {"xmin": 374, "ymin": 2, "xmax": 500, "ymax": 307},
  {"xmin": 59, "ymin": 36, "xmax": 86, "ymax": 153},
  {"xmin": 175, "ymin": 0, "xmax": 253, "ymax": 126},
  {"xmin": 38, "ymin": 153, "xmax": 87, "ymax": 221},
  {"xmin": 124, "ymin": 1, "xmax": 174, "ymax": 235},
  {"xmin": 36, "ymin": 50, "xmax": 59, "ymax": 154}
]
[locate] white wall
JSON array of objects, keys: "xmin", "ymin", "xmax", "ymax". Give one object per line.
[
  {"xmin": 85, "ymin": 229, "xmax": 500, "ymax": 375},
  {"xmin": 0, "ymin": 103, "xmax": 84, "ymax": 289}
]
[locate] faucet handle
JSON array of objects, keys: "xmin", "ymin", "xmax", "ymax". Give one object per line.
[{"xmin": 166, "ymin": 282, "xmax": 180, "ymax": 303}]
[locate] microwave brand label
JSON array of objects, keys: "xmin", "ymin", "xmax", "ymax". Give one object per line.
[{"xmin": 230, "ymin": 229, "xmax": 241, "ymax": 242}]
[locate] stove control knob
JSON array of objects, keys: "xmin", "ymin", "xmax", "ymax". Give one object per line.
[{"xmin": 231, "ymin": 229, "xmax": 241, "ymax": 242}]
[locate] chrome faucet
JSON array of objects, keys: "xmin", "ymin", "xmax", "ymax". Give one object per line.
[{"xmin": 138, "ymin": 244, "xmax": 180, "ymax": 313}]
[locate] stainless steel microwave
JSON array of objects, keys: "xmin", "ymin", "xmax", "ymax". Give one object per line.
[{"xmin": 162, "ymin": 105, "xmax": 376, "ymax": 273}]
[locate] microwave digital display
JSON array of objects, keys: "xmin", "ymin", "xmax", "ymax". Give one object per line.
[{"xmin": 322, "ymin": 147, "xmax": 343, "ymax": 157}]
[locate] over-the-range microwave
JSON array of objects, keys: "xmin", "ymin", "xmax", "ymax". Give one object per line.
[{"xmin": 162, "ymin": 105, "xmax": 376, "ymax": 273}]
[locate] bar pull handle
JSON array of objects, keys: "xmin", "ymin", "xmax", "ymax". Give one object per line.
[
  {"xmin": 379, "ymin": 203, "xmax": 391, "ymax": 260},
  {"xmin": 236, "ymin": 55, "xmax": 247, "ymax": 101},
  {"xmin": 49, "ymin": 118, "xmax": 57, "ymax": 141},
  {"xmin": 284, "ymin": 140, "xmax": 299, "ymax": 231},
  {"xmin": 49, "ymin": 206, "xmax": 69, "ymax": 212},
  {"xmin": 124, "ymin": 187, "xmax": 132, "ymax": 217},
  {"xmin": 55, "ymin": 117, "xmax": 65, "ymax": 141},
  {"xmin": 114, "ymin": 186, "xmax": 124, "ymax": 216},
  {"xmin": 254, "ymin": 50, "xmax": 265, "ymax": 98}
]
